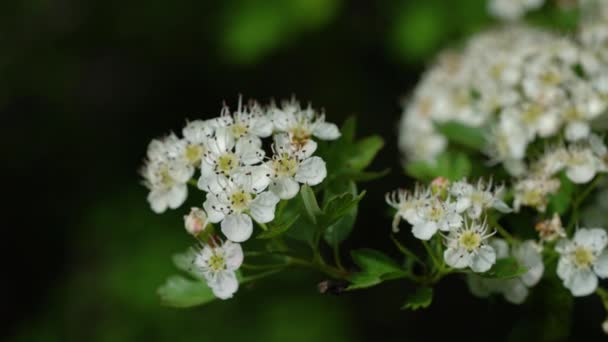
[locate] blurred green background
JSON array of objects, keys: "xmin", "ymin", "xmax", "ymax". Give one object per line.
[{"xmin": 4, "ymin": 0, "xmax": 605, "ymax": 341}]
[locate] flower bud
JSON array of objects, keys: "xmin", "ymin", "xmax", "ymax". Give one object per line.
[
  {"xmin": 184, "ymin": 207, "xmax": 208, "ymax": 236},
  {"xmin": 431, "ymin": 176, "xmax": 450, "ymax": 199}
]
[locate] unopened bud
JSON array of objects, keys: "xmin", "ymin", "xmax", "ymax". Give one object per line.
[
  {"xmin": 431, "ymin": 177, "xmax": 450, "ymax": 199},
  {"xmin": 184, "ymin": 207, "xmax": 208, "ymax": 236},
  {"xmin": 535, "ymin": 213, "xmax": 565, "ymax": 243}
]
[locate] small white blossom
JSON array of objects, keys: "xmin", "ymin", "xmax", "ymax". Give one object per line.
[
  {"xmin": 410, "ymin": 196, "xmax": 463, "ymax": 241},
  {"xmin": 535, "ymin": 213, "xmax": 565, "ymax": 243},
  {"xmin": 443, "ymin": 219, "xmax": 497, "ymax": 273},
  {"xmin": 264, "ymin": 133, "xmax": 327, "ymax": 200},
  {"xmin": 513, "ymin": 176, "xmax": 561, "ymax": 212},
  {"xmin": 556, "ymin": 228, "xmax": 608, "ymax": 296},
  {"xmin": 184, "ymin": 207, "xmax": 209, "ymax": 236},
  {"xmin": 386, "ymin": 185, "xmax": 432, "ymax": 233},
  {"xmin": 212, "ymin": 97, "xmax": 273, "ymax": 144},
  {"xmin": 270, "ymin": 98, "xmax": 340, "ymax": 149},
  {"xmin": 565, "ymin": 145, "xmax": 600, "ymax": 184},
  {"xmin": 450, "ymin": 179, "xmax": 511, "ymax": 219},
  {"xmin": 181, "ymin": 119, "xmax": 214, "ymax": 167},
  {"xmin": 193, "ymin": 240, "xmax": 243, "ymax": 300},
  {"xmin": 203, "ymin": 180, "xmax": 279, "ymax": 242},
  {"xmin": 488, "ymin": 0, "xmax": 544, "ymax": 21}
]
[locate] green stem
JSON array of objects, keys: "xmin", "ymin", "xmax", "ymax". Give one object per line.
[
  {"xmin": 242, "ymin": 268, "xmax": 283, "ymax": 283},
  {"xmin": 488, "ymin": 216, "xmax": 515, "ymax": 244},
  {"xmin": 286, "ymin": 256, "xmax": 349, "ymax": 280},
  {"xmin": 257, "ymin": 222, "xmax": 269, "ymax": 231},
  {"xmin": 241, "ymin": 263, "xmax": 287, "ymax": 271},
  {"xmin": 422, "ymin": 240, "xmax": 441, "ymax": 271},
  {"xmin": 333, "ymin": 244, "xmax": 345, "ymax": 271},
  {"xmin": 188, "ymin": 179, "xmax": 198, "ymax": 187},
  {"xmin": 567, "ymin": 175, "xmax": 603, "ymax": 234},
  {"xmin": 390, "ymin": 234, "xmax": 425, "ymax": 266}
]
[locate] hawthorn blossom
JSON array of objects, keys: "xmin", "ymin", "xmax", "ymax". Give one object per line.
[
  {"xmin": 385, "ymin": 185, "xmax": 432, "ymax": 233},
  {"xmin": 450, "ymin": 179, "xmax": 511, "ymax": 219},
  {"xmin": 535, "ymin": 213, "xmax": 565, "ymax": 243},
  {"xmin": 410, "ymin": 196, "xmax": 463, "ymax": 241},
  {"xmin": 443, "ymin": 219, "xmax": 497, "ymax": 273},
  {"xmin": 203, "ymin": 180, "xmax": 279, "ymax": 242},
  {"xmin": 184, "ymin": 207, "xmax": 209, "ymax": 236},
  {"xmin": 212, "ymin": 98, "xmax": 273, "ymax": 144},
  {"xmin": 264, "ymin": 133, "xmax": 327, "ymax": 199},
  {"xmin": 556, "ymin": 228, "xmax": 608, "ymax": 296},
  {"xmin": 513, "ymin": 176, "xmax": 561, "ymax": 212},
  {"xmin": 488, "ymin": 0, "xmax": 544, "ymax": 21},
  {"xmin": 193, "ymin": 240, "xmax": 243, "ymax": 300}
]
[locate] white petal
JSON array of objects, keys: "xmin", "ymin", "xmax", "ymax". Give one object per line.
[
  {"xmin": 594, "ymin": 251, "xmax": 608, "ymax": 278},
  {"xmin": 167, "ymin": 184, "xmax": 188, "ymax": 209},
  {"xmin": 211, "ymin": 127, "xmax": 235, "ymax": 154},
  {"xmin": 270, "ymin": 176, "xmax": 300, "ymax": 200},
  {"xmin": 300, "ymin": 139, "xmax": 317, "ymax": 158},
  {"xmin": 455, "ymin": 197, "xmax": 471, "ymax": 213},
  {"xmin": 313, "ymin": 121, "xmax": 341, "ymax": 140},
  {"xmin": 565, "ymin": 268, "xmax": 598, "ymax": 297},
  {"xmin": 210, "ymin": 271, "xmax": 239, "ymax": 300},
  {"xmin": 489, "ymin": 238, "xmax": 509, "ymax": 259},
  {"xmin": 223, "ymin": 241, "xmax": 244, "ymax": 271},
  {"xmin": 294, "ymin": 156, "xmax": 327, "ymax": 186},
  {"xmin": 493, "ymin": 200, "xmax": 512, "ymax": 213},
  {"xmin": 250, "ymin": 116, "xmax": 273, "ymax": 138},
  {"xmin": 203, "ymin": 196, "xmax": 226, "ymax": 223},
  {"xmin": 235, "ymin": 137, "xmax": 265, "ymax": 165},
  {"xmin": 565, "ymin": 121, "xmax": 590, "ymax": 141},
  {"xmin": 567, "ymin": 164, "xmax": 596, "ymax": 184},
  {"xmin": 444, "ymin": 247, "xmax": 471, "ymax": 269},
  {"xmin": 271, "ymin": 109, "xmax": 294, "ymax": 132},
  {"xmin": 515, "ymin": 240, "xmax": 544, "ymax": 287},
  {"xmin": 147, "ymin": 190, "xmax": 168, "ymax": 214},
  {"xmin": 183, "ymin": 120, "xmax": 213, "ymax": 143},
  {"xmin": 502, "ymin": 279, "xmax": 528, "ymax": 305},
  {"xmin": 574, "ymin": 228, "xmax": 608, "ymax": 252},
  {"xmin": 231, "ymin": 165, "xmax": 270, "ymax": 194},
  {"xmin": 556, "ymin": 256, "xmax": 574, "ymax": 281},
  {"xmin": 249, "ymin": 192, "xmax": 280, "ymax": 223},
  {"xmin": 470, "ymin": 245, "xmax": 496, "ymax": 273},
  {"xmin": 412, "ymin": 221, "xmax": 438, "ymax": 241},
  {"xmin": 221, "ymin": 213, "xmax": 253, "ymax": 242}
]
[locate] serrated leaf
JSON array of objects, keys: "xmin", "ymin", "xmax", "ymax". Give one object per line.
[
  {"xmin": 340, "ymin": 116, "xmax": 357, "ymax": 143},
  {"xmin": 348, "ymin": 136, "xmax": 384, "ymax": 171},
  {"xmin": 401, "ymin": 287, "xmax": 433, "ymax": 310},
  {"xmin": 256, "ymin": 214, "xmax": 301, "ymax": 239},
  {"xmin": 480, "ymin": 257, "xmax": 527, "ymax": 279},
  {"xmin": 158, "ymin": 275, "xmax": 216, "ymax": 308},
  {"xmin": 347, "ymin": 249, "xmax": 405, "ymax": 290},
  {"xmin": 319, "ymin": 190, "xmax": 366, "ymax": 228},
  {"xmin": 323, "ymin": 181, "xmax": 359, "ymax": 246},
  {"xmin": 435, "ymin": 121, "xmax": 486, "ymax": 150}
]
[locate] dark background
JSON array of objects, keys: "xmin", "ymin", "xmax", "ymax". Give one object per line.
[{"xmin": 4, "ymin": 0, "xmax": 605, "ymax": 340}]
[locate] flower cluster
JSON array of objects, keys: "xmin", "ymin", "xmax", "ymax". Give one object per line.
[
  {"xmin": 487, "ymin": 0, "xmax": 544, "ymax": 21},
  {"xmin": 142, "ymin": 96, "xmax": 339, "ymax": 298},
  {"xmin": 398, "ymin": 24, "xmax": 608, "ymax": 176},
  {"xmin": 386, "ymin": 177, "xmax": 510, "ymax": 273}
]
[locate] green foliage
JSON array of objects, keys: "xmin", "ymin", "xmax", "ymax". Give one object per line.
[
  {"xmin": 405, "ymin": 151, "xmax": 472, "ymax": 182},
  {"xmin": 323, "ymin": 181, "xmax": 359, "ymax": 247},
  {"xmin": 158, "ymin": 275, "xmax": 217, "ymax": 308},
  {"xmin": 480, "ymin": 257, "xmax": 528, "ymax": 279},
  {"xmin": 347, "ymin": 249, "xmax": 406, "ymax": 290},
  {"xmin": 401, "ymin": 287, "xmax": 433, "ymax": 311},
  {"xmin": 257, "ymin": 213, "xmax": 301, "ymax": 239},
  {"xmin": 547, "ymin": 172, "xmax": 575, "ymax": 215},
  {"xmin": 435, "ymin": 121, "xmax": 486, "ymax": 151}
]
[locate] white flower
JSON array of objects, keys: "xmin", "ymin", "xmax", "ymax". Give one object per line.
[
  {"xmin": 565, "ymin": 145, "xmax": 599, "ymax": 184},
  {"xmin": 556, "ymin": 228, "xmax": 608, "ymax": 296},
  {"xmin": 443, "ymin": 219, "xmax": 496, "ymax": 273},
  {"xmin": 198, "ymin": 127, "xmax": 268, "ymax": 194},
  {"xmin": 181, "ymin": 119, "xmax": 214, "ymax": 166},
  {"xmin": 203, "ymin": 180, "xmax": 279, "ymax": 242},
  {"xmin": 386, "ymin": 185, "xmax": 432, "ymax": 233},
  {"xmin": 142, "ymin": 135, "xmax": 193, "ymax": 213},
  {"xmin": 450, "ymin": 179, "xmax": 511, "ymax": 219},
  {"xmin": 212, "ymin": 97, "xmax": 273, "ymax": 144},
  {"xmin": 535, "ymin": 213, "xmax": 565, "ymax": 243},
  {"xmin": 184, "ymin": 207, "xmax": 209, "ymax": 236},
  {"xmin": 264, "ymin": 133, "xmax": 327, "ymax": 200},
  {"xmin": 193, "ymin": 240, "xmax": 243, "ymax": 300},
  {"xmin": 410, "ymin": 197, "xmax": 463, "ymax": 241},
  {"xmin": 467, "ymin": 239, "xmax": 544, "ymax": 304},
  {"xmin": 488, "ymin": 0, "xmax": 544, "ymax": 21},
  {"xmin": 270, "ymin": 98, "xmax": 340, "ymax": 149},
  {"xmin": 513, "ymin": 176, "xmax": 561, "ymax": 212}
]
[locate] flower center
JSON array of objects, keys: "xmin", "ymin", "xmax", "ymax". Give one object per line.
[
  {"xmin": 290, "ymin": 126, "xmax": 311, "ymax": 148},
  {"xmin": 208, "ymin": 254, "xmax": 226, "ymax": 272},
  {"xmin": 217, "ymin": 153, "xmax": 238, "ymax": 175},
  {"xmin": 185, "ymin": 144, "xmax": 204, "ymax": 164},
  {"xmin": 272, "ymin": 154, "xmax": 298, "ymax": 177},
  {"xmin": 573, "ymin": 246, "xmax": 595, "ymax": 268},
  {"xmin": 459, "ymin": 231, "xmax": 482, "ymax": 252},
  {"xmin": 231, "ymin": 123, "xmax": 249, "ymax": 138},
  {"xmin": 428, "ymin": 204, "xmax": 444, "ymax": 221},
  {"xmin": 230, "ymin": 190, "xmax": 252, "ymax": 212},
  {"xmin": 159, "ymin": 165, "xmax": 174, "ymax": 187},
  {"xmin": 521, "ymin": 104, "xmax": 543, "ymax": 124}
]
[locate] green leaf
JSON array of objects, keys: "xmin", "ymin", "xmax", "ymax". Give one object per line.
[
  {"xmin": 547, "ymin": 172, "xmax": 575, "ymax": 215},
  {"xmin": 323, "ymin": 181, "xmax": 359, "ymax": 246},
  {"xmin": 300, "ymin": 184, "xmax": 321, "ymax": 224},
  {"xmin": 348, "ymin": 136, "xmax": 384, "ymax": 171},
  {"xmin": 319, "ymin": 190, "xmax": 366, "ymax": 228},
  {"xmin": 256, "ymin": 214, "xmax": 301, "ymax": 239},
  {"xmin": 340, "ymin": 116, "xmax": 357, "ymax": 143},
  {"xmin": 158, "ymin": 275, "xmax": 216, "ymax": 308},
  {"xmin": 480, "ymin": 257, "xmax": 528, "ymax": 279},
  {"xmin": 347, "ymin": 249, "xmax": 405, "ymax": 290},
  {"xmin": 435, "ymin": 121, "xmax": 486, "ymax": 150},
  {"xmin": 405, "ymin": 151, "xmax": 472, "ymax": 182},
  {"xmin": 401, "ymin": 287, "xmax": 433, "ymax": 310},
  {"xmin": 340, "ymin": 169, "xmax": 390, "ymax": 182},
  {"xmin": 172, "ymin": 249, "xmax": 203, "ymax": 280}
]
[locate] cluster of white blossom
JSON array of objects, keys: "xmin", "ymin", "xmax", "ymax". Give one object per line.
[
  {"xmin": 488, "ymin": 0, "xmax": 544, "ymax": 21},
  {"xmin": 386, "ymin": 177, "xmax": 510, "ymax": 273},
  {"xmin": 142, "ymin": 97, "xmax": 340, "ymax": 298},
  {"xmin": 468, "ymin": 239, "xmax": 544, "ymax": 304},
  {"xmin": 399, "ymin": 24, "xmax": 608, "ymax": 176}
]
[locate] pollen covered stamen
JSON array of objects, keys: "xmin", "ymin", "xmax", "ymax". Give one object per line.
[
  {"xmin": 459, "ymin": 230, "xmax": 482, "ymax": 252},
  {"xmin": 272, "ymin": 153, "xmax": 299, "ymax": 177},
  {"xmin": 573, "ymin": 246, "xmax": 595, "ymax": 268},
  {"xmin": 208, "ymin": 253, "xmax": 226, "ymax": 272},
  {"xmin": 229, "ymin": 190, "xmax": 252, "ymax": 212},
  {"xmin": 217, "ymin": 153, "xmax": 239, "ymax": 175}
]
